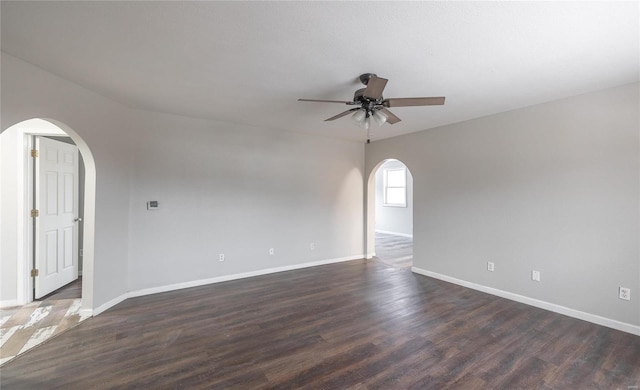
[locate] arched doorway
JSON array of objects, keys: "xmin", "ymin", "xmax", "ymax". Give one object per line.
[
  {"xmin": 0, "ymin": 118, "xmax": 95, "ymax": 314},
  {"xmin": 366, "ymin": 159, "xmax": 413, "ymax": 269}
]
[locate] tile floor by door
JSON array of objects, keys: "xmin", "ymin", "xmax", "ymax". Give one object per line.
[{"xmin": 0, "ymin": 278, "xmax": 88, "ymax": 366}]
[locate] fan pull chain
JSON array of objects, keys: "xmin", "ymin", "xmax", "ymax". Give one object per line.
[{"xmin": 367, "ymin": 127, "xmax": 371, "ymax": 144}]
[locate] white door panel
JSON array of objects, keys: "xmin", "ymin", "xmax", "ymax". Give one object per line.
[{"xmin": 35, "ymin": 137, "xmax": 79, "ymax": 298}]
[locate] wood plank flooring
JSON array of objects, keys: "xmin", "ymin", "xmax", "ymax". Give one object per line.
[
  {"xmin": 42, "ymin": 276, "xmax": 82, "ymax": 301},
  {"xmin": 1, "ymin": 259, "xmax": 639, "ymax": 389},
  {"xmin": 374, "ymin": 232, "xmax": 412, "ymax": 269}
]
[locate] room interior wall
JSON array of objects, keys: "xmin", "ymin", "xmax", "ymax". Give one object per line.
[
  {"xmin": 1, "ymin": 52, "xmax": 365, "ymax": 311},
  {"xmin": 374, "ymin": 159, "xmax": 413, "ymax": 236},
  {"xmin": 366, "ymin": 82, "xmax": 640, "ymax": 331},
  {"xmin": 126, "ymin": 109, "xmax": 364, "ymax": 292}
]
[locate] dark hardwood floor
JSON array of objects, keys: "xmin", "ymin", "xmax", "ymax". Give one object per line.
[
  {"xmin": 2, "ymin": 259, "xmax": 639, "ymax": 389},
  {"xmin": 41, "ymin": 276, "xmax": 82, "ymax": 301}
]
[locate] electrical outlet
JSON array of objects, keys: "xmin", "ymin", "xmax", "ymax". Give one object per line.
[
  {"xmin": 219, "ymin": 253, "xmax": 225, "ymax": 262},
  {"xmin": 532, "ymin": 270, "xmax": 541, "ymax": 282},
  {"xmin": 310, "ymin": 243, "xmax": 316, "ymax": 251},
  {"xmin": 619, "ymin": 287, "xmax": 631, "ymax": 301},
  {"xmin": 487, "ymin": 262, "xmax": 495, "ymax": 272},
  {"xmin": 269, "ymin": 248, "xmax": 275, "ymax": 255}
]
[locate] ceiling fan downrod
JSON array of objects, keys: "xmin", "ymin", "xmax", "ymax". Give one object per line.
[{"xmin": 359, "ymin": 73, "xmax": 377, "ymax": 85}]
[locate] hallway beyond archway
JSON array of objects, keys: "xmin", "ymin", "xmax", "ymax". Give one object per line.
[
  {"xmin": 367, "ymin": 158, "xmax": 413, "ymax": 269},
  {"xmin": 374, "ymin": 232, "xmax": 412, "ymax": 269}
]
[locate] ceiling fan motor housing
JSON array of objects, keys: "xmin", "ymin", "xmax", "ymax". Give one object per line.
[
  {"xmin": 354, "ymin": 88, "xmax": 383, "ymax": 111},
  {"xmin": 359, "ymin": 73, "xmax": 377, "ymax": 85}
]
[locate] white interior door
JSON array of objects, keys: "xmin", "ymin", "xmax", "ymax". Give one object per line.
[{"xmin": 35, "ymin": 137, "xmax": 79, "ymax": 298}]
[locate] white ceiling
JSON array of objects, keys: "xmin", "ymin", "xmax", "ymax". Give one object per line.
[{"xmin": 2, "ymin": 1, "xmax": 638, "ymax": 142}]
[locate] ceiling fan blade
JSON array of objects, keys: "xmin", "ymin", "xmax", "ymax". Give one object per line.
[
  {"xmin": 383, "ymin": 97, "xmax": 445, "ymax": 107},
  {"xmin": 298, "ymin": 98, "xmax": 353, "ymax": 104},
  {"xmin": 363, "ymin": 77, "xmax": 388, "ymax": 100},
  {"xmin": 380, "ymin": 108, "xmax": 401, "ymax": 124},
  {"xmin": 324, "ymin": 108, "xmax": 360, "ymax": 121}
]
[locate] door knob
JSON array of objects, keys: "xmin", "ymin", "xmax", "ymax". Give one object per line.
[{"xmin": 73, "ymin": 217, "xmax": 82, "ymax": 222}]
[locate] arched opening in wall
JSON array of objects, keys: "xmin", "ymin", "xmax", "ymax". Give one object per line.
[
  {"xmin": 367, "ymin": 159, "xmax": 413, "ymax": 269},
  {"xmin": 0, "ymin": 118, "xmax": 95, "ymax": 362}
]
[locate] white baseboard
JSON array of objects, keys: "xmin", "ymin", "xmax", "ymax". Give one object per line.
[
  {"xmin": 0, "ymin": 300, "xmax": 19, "ymax": 309},
  {"xmin": 366, "ymin": 252, "xmax": 376, "ymax": 259},
  {"xmin": 128, "ymin": 254, "xmax": 363, "ymax": 299},
  {"xmin": 92, "ymin": 292, "xmax": 131, "ymax": 316},
  {"xmin": 93, "ymin": 255, "xmax": 365, "ymax": 316},
  {"xmin": 79, "ymin": 308, "xmax": 94, "ymax": 319},
  {"xmin": 375, "ymin": 229, "xmax": 413, "ymax": 238},
  {"xmin": 411, "ymin": 267, "xmax": 640, "ymax": 336}
]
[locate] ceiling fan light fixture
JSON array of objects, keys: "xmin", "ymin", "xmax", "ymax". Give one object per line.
[
  {"xmin": 351, "ymin": 109, "xmax": 366, "ymax": 123},
  {"xmin": 372, "ymin": 110, "xmax": 388, "ymax": 126},
  {"xmin": 362, "ymin": 116, "xmax": 371, "ymax": 130}
]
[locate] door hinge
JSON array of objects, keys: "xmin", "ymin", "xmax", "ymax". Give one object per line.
[
  {"xmin": 31, "ymin": 269, "xmax": 39, "ymax": 277},
  {"xmin": 31, "ymin": 209, "xmax": 39, "ymax": 218},
  {"xmin": 31, "ymin": 149, "xmax": 39, "ymax": 158}
]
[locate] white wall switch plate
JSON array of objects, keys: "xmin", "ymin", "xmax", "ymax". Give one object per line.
[
  {"xmin": 219, "ymin": 253, "xmax": 225, "ymax": 262},
  {"xmin": 487, "ymin": 262, "xmax": 495, "ymax": 272},
  {"xmin": 532, "ymin": 270, "xmax": 541, "ymax": 282},
  {"xmin": 310, "ymin": 243, "xmax": 316, "ymax": 251},
  {"xmin": 269, "ymin": 248, "xmax": 274, "ymax": 255}
]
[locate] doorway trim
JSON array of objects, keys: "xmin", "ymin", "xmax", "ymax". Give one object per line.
[{"xmin": 2, "ymin": 118, "xmax": 95, "ymax": 316}]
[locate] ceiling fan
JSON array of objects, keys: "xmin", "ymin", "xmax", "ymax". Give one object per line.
[{"xmin": 298, "ymin": 73, "xmax": 445, "ymax": 142}]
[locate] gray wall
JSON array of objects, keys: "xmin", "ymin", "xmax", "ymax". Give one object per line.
[
  {"xmin": 126, "ymin": 109, "xmax": 364, "ymax": 291},
  {"xmin": 1, "ymin": 53, "xmax": 364, "ymax": 309},
  {"xmin": 366, "ymin": 82, "xmax": 640, "ymax": 327},
  {"xmin": 374, "ymin": 159, "xmax": 413, "ymax": 236}
]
